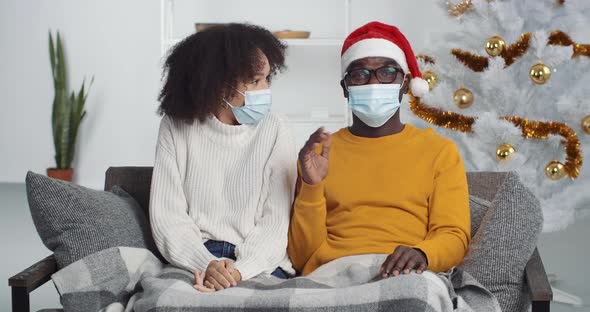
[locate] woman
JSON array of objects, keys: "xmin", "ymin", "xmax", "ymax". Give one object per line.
[{"xmin": 150, "ymin": 23, "xmax": 296, "ymax": 292}]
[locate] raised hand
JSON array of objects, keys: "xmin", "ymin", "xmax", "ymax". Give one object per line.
[{"xmin": 299, "ymin": 127, "xmax": 331, "ymax": 185}]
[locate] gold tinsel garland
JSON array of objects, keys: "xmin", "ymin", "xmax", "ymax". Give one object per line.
[
  {"xmin": 452, "ymin": 30, "xmax": 587, "ymax": 72},
  {"xmin": 450, "ymin": 49, "xmax": 489, "ymax": 72},
  {"xmin": 448, "ymin": 0, "xmax": 563, "ymax": 18},
  {"xmin": 416, "ymin": 54, "xmax": 436, "ymax": 65},
  {"xmin": 408, "ymin": 93, "xmax": 582, "ymax": 179},
  {"xmin": 447, "ymin": 0, "xmax": 473, "ymax": 17},
  {"xmin": 548, "ymin": 30, "xmax": 590, "ymax": 58},
  {"xmin": 502, "ymin": 33, "xmax": 532, "ymax": 66},
  {"xmin": 502, "ymin": 116, "xmax": 582, "ymax": 178},
  {"xmin": 408, "ymin": 93, "xmax": 476, "ymax": 132}
]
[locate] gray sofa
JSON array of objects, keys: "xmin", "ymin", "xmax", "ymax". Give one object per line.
[{"xmin": 9, "ymin": 167, "xmax": 553, "ymax": 312}]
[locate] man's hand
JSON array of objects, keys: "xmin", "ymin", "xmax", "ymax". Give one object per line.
[
  {"xmin": 299, "ymin": 127, "xmax": 331, "ymax": 185},
  {"xmin": 380, "ymin": 246, "xmax": 428, "ymax": 278},
  {"xmin": 203, "ymin": 259, "xmax": 239, "ymax": 291}
]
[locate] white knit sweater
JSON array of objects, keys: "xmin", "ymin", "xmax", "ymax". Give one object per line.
[{"xmin": 149, "ymin": 113, "xmax": 297, "ymax": 280}]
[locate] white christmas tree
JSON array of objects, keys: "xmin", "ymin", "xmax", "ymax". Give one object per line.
[{"xmin": 401, "ymin": 0, "xmax": 590, "ymax": 232}]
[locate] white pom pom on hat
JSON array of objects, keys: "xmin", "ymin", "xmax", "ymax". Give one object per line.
[
  {"xmin": 410, "ymin": 77, "xmax": 429, "ymax": 97},
  {"xmin": 341, "ymin": 21, "xmax": 428, "ymax": 97}
]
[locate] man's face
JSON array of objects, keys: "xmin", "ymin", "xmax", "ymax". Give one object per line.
[{"xmin": 340, "ymin": 57, "xmax": 411, "ymax": 100}]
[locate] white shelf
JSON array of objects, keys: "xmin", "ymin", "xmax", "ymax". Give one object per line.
[
  {"xmin": 282, "ymin": 38, "xmax": 343, "ymax": 46},
  {"xmin": 163, "ymin": 38, "xmax": 344, "ymax": 48},
  {"xmin": 286, "ymin": 114, "xmax": 347, "ymax": 124},
  {"xmin": 161, "ymin": 0, "xmax": 351, "ymax": 53}
]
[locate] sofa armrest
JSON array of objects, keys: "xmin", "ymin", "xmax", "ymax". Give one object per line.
[
  {"xmin": 526, "ymin": 248, "xmax": 552, "ymax": 312},
  {"xmin": 9, "ymin": 255, "xmax": 57, "ymax": 290},
  {"xmin": 9, "ymin": 255, "xmax": 57, "ymax": 312}
]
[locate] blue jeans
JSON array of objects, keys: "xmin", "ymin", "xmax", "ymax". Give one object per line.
[{"xmin": 204, "ymin": 240, "xmax": 289, "ymax": 279}]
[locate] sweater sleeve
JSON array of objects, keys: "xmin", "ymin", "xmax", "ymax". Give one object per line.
[
  {"xmin": 414, "ymin": 142, "xmax": 471, "ymax": 272},
  {"xmin": 287, "ymin": 162, "xmax": 329, "ymax": 272},
  {"xmin": 233, "ymin": 121, "xmax": 297, "ymax": 280},
  {"xmin": 149, "ymin": 116, "xmax": 217, "ymax": 273}
]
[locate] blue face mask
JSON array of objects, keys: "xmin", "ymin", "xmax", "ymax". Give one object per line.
[
  {"xmin": 347, "ymin": 82, "xmax": 403, "ymax": 128},
  {"xmin": 223, "ymin": 88, "xmax": 272, "ymax": 125}
]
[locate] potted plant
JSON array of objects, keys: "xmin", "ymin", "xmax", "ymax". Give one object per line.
[{"xmin": 47, "ymin": 31, "xmax": 93, "ymax": 182}]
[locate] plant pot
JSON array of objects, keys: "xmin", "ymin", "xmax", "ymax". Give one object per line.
[{"xmin": 47, "ymin": 168, "xmax": 74, "ymax": 182}]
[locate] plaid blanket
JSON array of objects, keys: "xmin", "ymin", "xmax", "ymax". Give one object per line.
[{"xmin": 52, "ymin": 247, "xmax": 500, "ymax": 312}]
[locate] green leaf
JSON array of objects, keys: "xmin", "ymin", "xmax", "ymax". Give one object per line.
[
  {"xmin": 67, "ymin": 79, "xmax": 91, "ymax": 167},
  {"xmin": 76, "ymin": 79, "xmax": 85, "ymax": 118},
  {"xmin": 48, "ymin": 31, "xmax": 56, "ymax": 81},
  {"xmin": 57, "ymin": 92, "xmax": 75, "ymax": 169},
  {"xmin": 51, "ymin": 30, "xmax": 71, "ymax": 168},
  {"xmin": 53, "ymin": 121, "xmax": 62, "ymax": 167},
  {"xmin": 52, "ymin": 86, "xmax": 67, "ymax": 160},
  {"xmin": 56, "ymin": 32, "xmax": 66, "ymax": 90},
  {"xmin": 67, "ymin": 93, "xmax": 82, "ymax": 167},
  {"xmin": 50, "ymin": 31, "xmax": 58, "ymax": 144},
  {"xmin": 83, "ymin": 76, "xmax": 94, "ymax": 102}
]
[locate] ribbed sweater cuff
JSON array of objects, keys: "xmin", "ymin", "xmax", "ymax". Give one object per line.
[
  {"xmin": 233, "ymin": 258, "xmax": 262, "ymax": 281},
  {"xmin": 413, "ymin": 240, "xmax": 436, "ymax": 271},
  {"xmin": 297, "ymin": 181, "xmax": 325, "ymax": 204}
]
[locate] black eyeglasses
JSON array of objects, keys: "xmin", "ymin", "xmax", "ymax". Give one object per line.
[{"xmin": 344, "ymin": 66, "xmax": 404, "ymax": 86}]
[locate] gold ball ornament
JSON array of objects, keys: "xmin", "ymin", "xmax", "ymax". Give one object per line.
[
  {"xmin": 453, "ymin": 87, "xmax": 474, "ymax": 109},
  {"xmin": 545, "ymin": 160, "xmax": 566, "ymax": 180},
  {"xmin": 496, "ymin": 143, "xmax": 516, "ymax": 161},
  {"xmin": 485, "ymin": 35, "xmax": 506, "ymax": 57},
  {"xmin": 422, "ymin": 70, "xmax": 438, "ymax": 91},
  {"xmin": 582, "ymin": 114, "xmax": 590, "ymax": 135},
  {"xmin": 529, "ymin": 61, "xmax": 552, "ymax": 84}
]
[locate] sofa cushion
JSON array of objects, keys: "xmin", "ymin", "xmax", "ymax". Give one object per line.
[
  {"xmin": 26, "ymin": 171, "xmax": 157, "ymax": 269},
  {"xmin": 462, "ymin": 171, "xmax": 543, "ymax": 312}
]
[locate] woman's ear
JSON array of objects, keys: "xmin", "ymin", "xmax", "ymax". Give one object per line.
[
  {"xmin": 221, "ymin": 86, "xmax": 233, "ymax": 103},
  {"xmin": 340, "ymin": 79, "xmax": 349, "ymax": 98},
  {"xmin": 223, "ymin": 82, "xmax": 245, "ymax": 107}
]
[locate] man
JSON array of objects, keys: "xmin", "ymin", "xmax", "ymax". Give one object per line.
[{"xmin": 288, "ymin": 21, "xmax": 470, "ymax": 278}]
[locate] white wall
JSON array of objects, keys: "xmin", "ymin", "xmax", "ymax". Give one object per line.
[{"xmin": 0, "ymin": 0, "xmax": 457, "ymax": 188}]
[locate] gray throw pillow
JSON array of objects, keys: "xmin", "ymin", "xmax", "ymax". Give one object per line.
[
  {"xmin": 461, "ymin": 172, "xmax": 543, "ymax": 312},
  {"xmin": 26, "ymin": 171, "xmax": 156, "ymax": 269}
]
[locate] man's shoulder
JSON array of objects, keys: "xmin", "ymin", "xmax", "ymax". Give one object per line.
[{"xmin": 409, "ymin": 124, "xmax": 457, "ymax": 151}]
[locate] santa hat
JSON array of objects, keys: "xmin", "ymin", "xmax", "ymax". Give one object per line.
[{"xmin": 341, "ymin": 21, "xmax": 429, "ymax": 97}]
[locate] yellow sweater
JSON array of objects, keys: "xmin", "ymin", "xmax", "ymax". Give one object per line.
[{"xmin": 288, "ymin": 124, "xmax": 470, "ymax": 275}]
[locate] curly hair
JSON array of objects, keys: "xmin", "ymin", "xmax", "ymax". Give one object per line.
[{"xmin": 158, "ymin": 23, "xmax": 287, "ymax": 122}]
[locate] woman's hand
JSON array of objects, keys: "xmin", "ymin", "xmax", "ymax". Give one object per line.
[
  {"xmin": 194, "ymin": 271, "xmax": 214, "ymax": 292},
  {"xmin": 299, "ymin": 128, "xmax": 331, "ymax": 185},
  {"xmin": 194, "ymin": 259, "xmax": 241, "ymax": 292}
]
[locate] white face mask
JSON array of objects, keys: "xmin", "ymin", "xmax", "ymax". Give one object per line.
[
  {"xmin": 347, "ymin": 81, "xmax": 403, "ymax": 128},
  {"xmin": 223, "ymin": 88, "xmax": 272, "ymax": 125}
]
